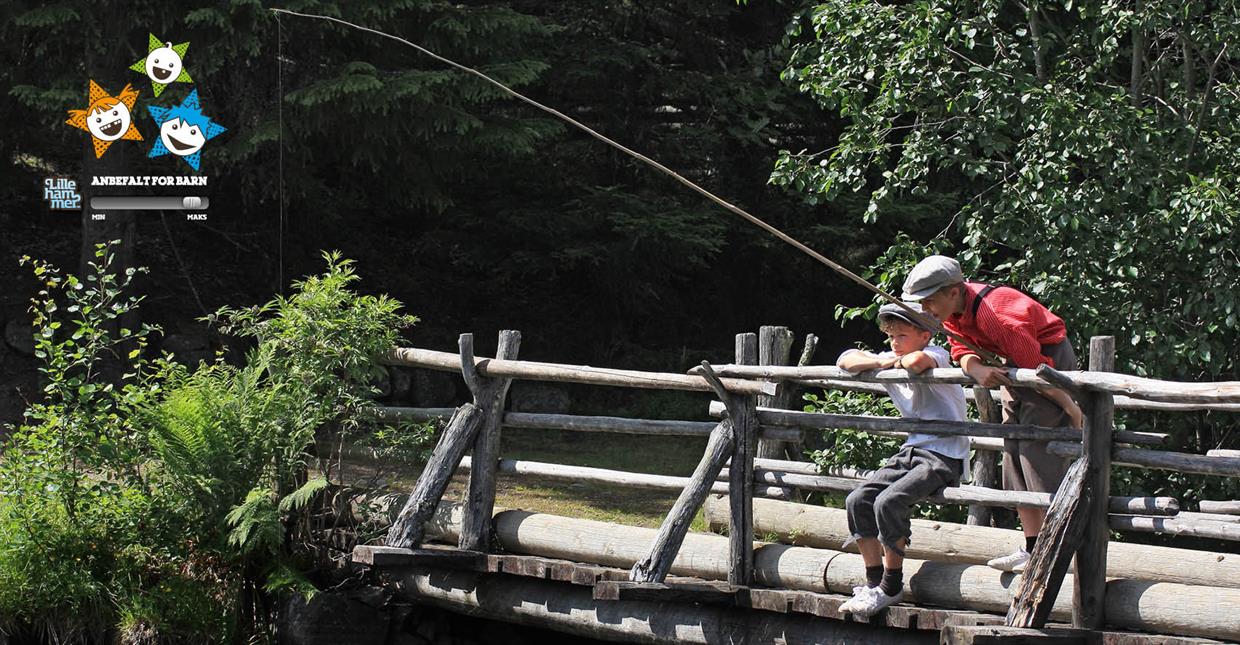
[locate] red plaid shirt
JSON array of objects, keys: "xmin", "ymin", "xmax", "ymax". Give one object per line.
[{"xmin": 944, "ymin": 282, "xmax": 1067, "ymax": 368}]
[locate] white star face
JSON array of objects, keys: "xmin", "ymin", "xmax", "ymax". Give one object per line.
[
  {"xmin": 145, "ymin": 44, "xmax": 183, "ymax": 83},
  {"xmin": 86, "ymin": 104, "xmax": 131, "ymax": 142},
  {"xmin": 159, "ymin": 118, "xmax": 206, "ymax": 156}
]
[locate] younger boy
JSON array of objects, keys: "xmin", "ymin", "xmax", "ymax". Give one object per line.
[{"xmin": 836, "ymin": 302, "xmax": 969, "ymax": 617}]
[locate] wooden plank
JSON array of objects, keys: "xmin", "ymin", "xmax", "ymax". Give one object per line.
[
  {"xmin": 745, "ymin": 588, "xmax": 795, "ymax": 613},
  {"xmin": 689, "ymin": 363, "xmax": 1240, "ymax": 404},
  {"xmin": 385, "ymin": 403, "xmax": 485, "ymax": 548},
  {"xmin": 459, "ymin": 330, "xmax": 521, "ymax": 552},
  {"xmin": 1075, "ymin": 336, "xmax": 1115, "ymax": 629},
  {"xmin": 457, "ymin": 455, "xmax": 791, "ymax": 499},
  {"xmin": 386, "ymin": 346, "xmax": 777, "ymax": 396},
  {"xmin": 592, "ymin": 580, "xmax": 745, "ymax": 605},
  {"xmin": 629, "ymin": 419, "xmax": 735, "ymax": 582},
  {"xmin": 1047, "ymin": 442, "xmax": 1240, "ymax": 478},
  {"xmin": 352, "ymin": 545, "xmax": 487, "ymax": 569},
  {"xmin": 1198, "ymin": 499, "xmax": 1240, "ymax": 515},
  {"xmin": 710, "ymin": 402, "xmax": 1161, "ymax": 445},
  {"xmin": 1006, "ymin": 458, "xmax": 1091, "ymax": 628},
  {"xmin": 746, "ymin": 467, "xmax": 1175, "ymax": 514},
  {"xmin": 1108, "ymin": 515, "xmax": 1240, "ymax": 541},
  {"xmin": 798, "ymin": 381, "xmax": 1240, "ymax": 413}
]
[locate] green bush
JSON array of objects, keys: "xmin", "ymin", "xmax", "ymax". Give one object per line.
[{"xmin": 0, "ymin": 246, "xmax": 429, "ymax": 643}]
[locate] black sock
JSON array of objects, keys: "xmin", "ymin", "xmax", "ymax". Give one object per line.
[
  {"xmin": 880, "ymin": 568, "xmax": 903, "ymax": 597},
  {"xmin": 865, "ymin": 565, "xmax": 883, "ymax": 588},
  {"xmin": 1025, "ymin": 535, "xmax": 1038, "ymax": 552}
]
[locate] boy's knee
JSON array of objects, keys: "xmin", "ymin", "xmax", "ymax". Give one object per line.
[
  {"xmin": 873, "ymin": 489, "xmax": 907, "ymax": 518},
  {"xmin": 845, "ymin": 487, "xmax": 870, "ymax": 513}
]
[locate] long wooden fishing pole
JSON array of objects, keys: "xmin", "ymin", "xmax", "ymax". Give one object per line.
[{"xmin": 269, "ymin": 7, "xmax": 1002, "ymax": 366}]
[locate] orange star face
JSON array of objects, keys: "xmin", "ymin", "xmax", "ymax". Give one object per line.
[{"xmin": 66, "ymin": 80, "xmax": 143, "ymax": 158}]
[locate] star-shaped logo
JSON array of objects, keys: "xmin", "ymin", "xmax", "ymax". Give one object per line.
[
  {"xmin": 129, "ymin": 33, "xmax": 192, "ymax": 97},
  {"xmin": 147, "ymin": 89, "xmax": 226, "ymax": 171},
  {"xmin": 65, "ymin": 80, "xmax": 144, "ymax": 158}
]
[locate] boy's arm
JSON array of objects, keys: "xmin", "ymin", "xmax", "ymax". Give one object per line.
[
  {"xmin": 837, "ymin": 349, "xmax": 899, "ymax": 373},
  {"xmin": 896, "ymin": 350, "xmax": 937, "ymax": 374},
  {"xmin": 1041, "ymin": 387, "xmax": 1085, "ymax": 429}
]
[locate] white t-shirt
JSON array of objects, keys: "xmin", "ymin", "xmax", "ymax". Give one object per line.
[{"xmin": 839, "ymin": 345, "xmax": 971, "ymax": 469}]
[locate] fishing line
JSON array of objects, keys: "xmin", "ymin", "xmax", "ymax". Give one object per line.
[{"xmin": 268, "ymin": 7, "xmax": 1001, "ymax": 365}]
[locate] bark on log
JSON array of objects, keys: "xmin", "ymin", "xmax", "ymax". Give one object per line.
[
  {"xmin": 690, "ymin": 364, "xmax": 1240, "ymax": 404},
  {"xmin": 1199, "ymin": 500, "xmax": 1240, "ymax": 515},
  {"xmin": 701, "ymin": 496, "xmax": 1239, "ymax": 589},
  {"xmin": 460, "ymin": 330, "xmax": 521, "ymax": 552},
  {"xmin": 1047, "ymin": 442, "xmax": 1240, "ymax": 478},
  {"xmin": 1008, "ymin": 458, "xmax": 1091, "ymax": 628},
  {"xmin": 393, "ymin": 568, "xmax": 935, "ymax": 645},
  {"xmin": 630, "ymin": 420, "xmax": 735, "ymax": 583},
  {"xmin": 385, "ymin": 403, "xmax": 484, "ymax": 548},
  {"xmin": 387, "ymin": 346, "xmax": 776, "ymax": 396},
  {"xmin": 421, "ymin": 501, "xmax": 1240, "ymax": 640}
]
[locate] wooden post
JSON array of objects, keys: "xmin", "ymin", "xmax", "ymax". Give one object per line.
[
  {"xmin": 968, "ymin": 386, "xmax": 1001, "ymax": 527},
  {"xmin": 385, "ymin": 403, "xmax": 486, "ymax": 548},
  {"xmin": 729, "ymin": 340, "xmax": 760, "ymax": 585},
  {"xmin": 1074, "ymin": 336, "xmax": 1115, "ymax": 628},
  {"xmin": 755, "ymin": 326, "xmax": 795, "ymax": 460},
  {"xmin": 458, "ymin": 330, "xmax": 521, "ymax": 552}
]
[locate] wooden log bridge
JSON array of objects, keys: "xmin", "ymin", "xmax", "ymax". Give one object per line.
[{"xmin": 361, "ymin": 330, "xmax": 1240, "ymax": 644}]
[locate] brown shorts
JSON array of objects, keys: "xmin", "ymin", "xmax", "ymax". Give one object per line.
[{"xmin": 1000, "ymin": 339, "xmax": 1078, "ymax": 494}]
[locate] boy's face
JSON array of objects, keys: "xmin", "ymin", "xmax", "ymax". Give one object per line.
[
  {"xmin": 884, "ymin": 323, "xmax": 932, "ymax": 356},
  {"xmin": 919, "ymin": 285, "xmax": 961, "ymax": 321}
]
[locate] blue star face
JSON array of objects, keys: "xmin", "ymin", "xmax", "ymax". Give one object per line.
[{"xmin": 147, "ymin": 89, "xmax": 226, "ymax": 171}]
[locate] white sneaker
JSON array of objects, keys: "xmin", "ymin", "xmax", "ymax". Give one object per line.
[
  {"xmin": 987, "ymin": 548, "xmax": 1030, "ymax": 573},
  {"xmin": 840, "ymin": 585, "xmax": 903, "ymax": 618}
]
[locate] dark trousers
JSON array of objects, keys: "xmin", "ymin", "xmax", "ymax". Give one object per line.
[{"xmin": 845, "ymin": 445, "xmax": 962, "ymax": 557}]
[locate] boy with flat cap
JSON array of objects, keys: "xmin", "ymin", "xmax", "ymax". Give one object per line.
[
  {"xmin": 902, "ymin": 255, "xmax": 1083, "ymax": 573},
  {"xmin": 836, "ymin": 302, "xmax": 969, "ymax": 617}
]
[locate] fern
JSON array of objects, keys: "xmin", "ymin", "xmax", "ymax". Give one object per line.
[
  {"xmin": 278, "ymin": 477, "xmax": 328, "ymax": 513},
  {"xmin": 225, "ymin": 488, "xmax": 281, "ymax": 555}
]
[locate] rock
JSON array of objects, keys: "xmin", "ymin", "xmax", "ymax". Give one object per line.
[
  {"xmin": 411, "ymin": 369, "xmax": 460, "ymax": 407},
  {"xmin": 508, "ymin": 382, "xmax": 571, "ymax": 414},
  {"xmin": 4, "ymin": 319, "xmax": 34, "ymax": 356},
  {"xmin": 279, "ymin": 588, "xmax": 391, "ymax": 645}
]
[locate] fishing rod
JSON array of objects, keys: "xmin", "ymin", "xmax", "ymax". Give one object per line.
[{"xmin": 269, "ymin": 7, "xmax": 1004, "ymax": 367}]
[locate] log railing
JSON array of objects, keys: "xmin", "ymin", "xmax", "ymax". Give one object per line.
[{"xmin": 374, "ymin": 329, "xmax": 1240, "ymax": 635}]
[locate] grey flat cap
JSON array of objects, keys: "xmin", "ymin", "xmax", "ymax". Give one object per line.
[
  {"xmin": 902, "ymin": 255, "xmax": 964, "ymax": 301},
  {"xmin": 878, "ymin": 302, "xmax": 936, "ymax": 331}
]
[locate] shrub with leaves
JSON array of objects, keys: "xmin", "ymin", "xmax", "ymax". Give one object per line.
[{"xmin": 0, "ymin": 247, "xmax": 430, "ymax": 642}]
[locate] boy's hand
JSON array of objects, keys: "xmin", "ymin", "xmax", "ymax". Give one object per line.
[{"xmin": 970, "ymin": 364, "xmax": 1013, "ymax": 388}]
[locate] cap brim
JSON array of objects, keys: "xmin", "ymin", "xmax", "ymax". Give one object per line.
[
  {"xmin": 878, "ymin": 311, "xmax": 920, "ymax": 327},
  {"xmin": 901, "ymin": 286, "xmax": 938, "ymax": 302}
]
